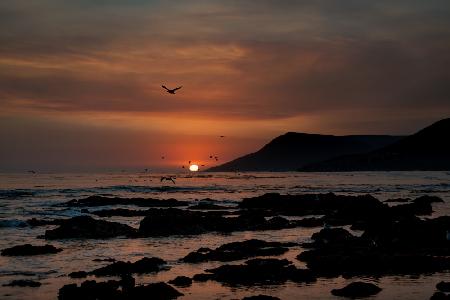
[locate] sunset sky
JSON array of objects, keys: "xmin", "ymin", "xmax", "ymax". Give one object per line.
[{"xmin": 1, "ymin": 0, "xmax": 450, "ymax": 171}]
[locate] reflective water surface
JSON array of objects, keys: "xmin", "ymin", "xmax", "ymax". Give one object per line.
[{"xmin": 1, "ymin": 171, "xmax": 449, "ymax": 299}]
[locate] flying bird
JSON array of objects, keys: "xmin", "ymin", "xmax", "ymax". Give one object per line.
[
  {"xmin": 162, "ymin": 85, "xmax": 182, "ymax": 94},
  {"xmin": 160, "ymin": 176, "xmax": 176, "ymax": 184}
]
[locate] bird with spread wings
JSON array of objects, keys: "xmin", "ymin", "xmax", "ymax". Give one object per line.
[{"xmin": 162, "ymin": 85, "xmax": 182, "ymax": 94}]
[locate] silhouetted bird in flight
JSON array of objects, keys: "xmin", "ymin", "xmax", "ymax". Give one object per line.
[
  {"xmin": 162, "ymin": 85, "xmax": 182, "ymax": 94},
  {"xmin": 27, "ymin": 170, "xmax": 36, "ymax": 174},
  {"xmin": 161, "ymin": 156, "xmax": 165, "ymax": 159},
  {"xmin": 220, "ymin": 135, "xmax": 225, "ymax": 138},
  {"xmin": 160, "ymin": 176, "xmax": 176, "ymax": 184}
]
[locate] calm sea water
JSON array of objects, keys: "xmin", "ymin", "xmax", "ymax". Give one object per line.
[{"xmin": 0, "ymin": 171, "xmax": 449, "ymax": 300}]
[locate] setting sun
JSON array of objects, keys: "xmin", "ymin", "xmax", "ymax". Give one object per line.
[{"xmin": 189, "ymin": 164, "xmax": 199, "ymax": 172}]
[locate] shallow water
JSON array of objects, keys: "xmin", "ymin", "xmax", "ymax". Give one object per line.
[{"xmin": 0, "ymin": 171, "xmax": 449, "ymax": 299}]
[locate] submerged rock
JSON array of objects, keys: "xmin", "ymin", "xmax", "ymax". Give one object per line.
[
  {"xmin": 138, "ymin": 208, "xmax": 298, "ymax": 237},
  {"xmin": 91, "ymin": 257, "xmax": 167, "ymax": 276},
  {"xmin": 26, "ymin": 218, "xmax": 65, "ymax": 227},
  {"xmin": 64, "ymin": 195, "xmax": 186, "ymax": 208},
  {"xmin": 45, "ymin": 216, "xmax": 136, "ymax": 239},
  {"xmin": 182, "ymin": 239, "xmax": 297, "ymax": 263},
  {"xmin": 1, "ymin": 244, "xmax": 62, "ymax": 256},
  {"xmin": 331, "ymin": 282, "xmax": 381, "ymax": 297},
  {"xmin": 437, "ymin": 281, "xmax": 450, "ymax": 292},
  {"xmin": 431, "ymin": 292, "xmax": 450, "ymax": 300},
  {"xmin": 168, "ymin": 276, "xmax": 192, "ymax": 287},
  {"xmin": 3, "ymin": 279, "xmax": 41, "ymax": 287},
  {"xmin": 58, "ymin": 280, "xmax": 182, "ymax": 300},
  {"xmin": 298, "ymin": 217, "xmax": 450, "ymax": 277},
  {"xmin": 194, "ymin": 258, "xmax": 316, "ymax": 285}
]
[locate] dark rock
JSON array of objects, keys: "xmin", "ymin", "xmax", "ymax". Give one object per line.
[
  {"xmin": 1, "ymin": 244, "xmax": 62, "ymax": 256},
  {"xmin": 58, "ymin": 280, "xmax": 182, "ymax": 300},
  {"xmin": 138, "ymin": 208, "xmax": 298, "ymax": 237},
  {"xmin": 242, "ymin": 296, "xmax": 280, "ymax": 300},
  {"xmin": 331, "ymin": 282, "xmax": 381, "ymax": 297},
  {"xmin": 437, "ymin": 281, "xmax": 450, "ymax": 292},
  {"xmin": 197, "ymin": 258, "xmax": 315, "ymax": 285},
  {"xmin": 414, "ymin": 195, "xmax": 444, "ymax": 205},
  {"xmin": 431, "ymin": 292, "xmax": 450, "ymax": 300},
  {"xmin": 182, "ymin": 239, "xmax": 296, "ymax": 263},
  {"xmin": 295, "ymin": 217, "xmax": 324, "ymax": 227},
  {"xmin": 384, "ymin": 198, "xmax": 411, "ymax": 203},
  {"xmin": 68, "ymin": 271, "xmax": 88, "ymax": 278},
  {"xmin": 168, "ymin": 276, "xmax": 192, "ymax": 287},
  {"xmin": 91, "ymin": 257, "xmax": 167, "ymax": 276},
  {"xmin": 26, "ymin": 218, "xmax": 65, "ymax": 227},
  {"xmin": 45, "ymin": 216, "xmax": 136, "ymax": 239},
  {"xmin": 3, "ymin": 280, "xmax": 41, "ymax": 287},
  {"xmin": 188, "ymin": 203, "xmax": 230, "ymax": 210},
  {"xmin": 64, "ymin": 195, "xmax": 187, "ymax": 208},
  {"xmin": 192, "ymin": 273, "xmax": 213, "ymax": 282},
  {"xmin": 298, "ymin": 217, "xmax": 450, "ymax": 277},
  {"xmin": 93, "ymin": 258, "xmax": 116, "ymax": 262}
]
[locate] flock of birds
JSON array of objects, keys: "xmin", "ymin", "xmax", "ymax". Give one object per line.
[{"xmin": 26, "ymin": 85, "xmax": 225, "ymax": 186}]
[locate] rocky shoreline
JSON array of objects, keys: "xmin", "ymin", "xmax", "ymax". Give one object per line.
[{"xmin": 2, "ymin": 192, "xmax": 449, "ymax": 299}]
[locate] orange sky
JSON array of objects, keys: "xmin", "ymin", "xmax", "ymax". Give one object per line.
[{"xmin": 1, "ymin": 1, "xmax": 450, "ymax": 171}]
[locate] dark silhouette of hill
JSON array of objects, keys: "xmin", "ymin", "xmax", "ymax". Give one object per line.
[
  {"xmin": 300, "ymin": 118, "xmax": 450, "ymax": 171},
  {"xmin": 206, "ymin": 133, "xmax": 402, "ymax": 172}
]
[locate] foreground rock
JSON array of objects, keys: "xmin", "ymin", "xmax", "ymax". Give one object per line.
[
  {"xmin": 64, "ymin": 195, "xmax": 187, "ymax": 208},
  {"xmin": 138, "ymin": 208, "xmax": 298, "ymax": 237},
  {"xmin": 168, "ymin": 276, "xmax": 192, "ymax": 287},
  {"xmin": 1, "ymin": 244, "xmax": 62, "ymax": 256},
  {"xmin": 239, "ymin": 193, "xmax": 442, "ymax": 227},
  {"xmin": 59, "ymin": 279, "xmax": 182, "ymax": 300},
  {"xmin": 193, "ymin": 258, "xmax": 315, "ymax": 285},
  {"xmin": 298, "ymin": 218, "xmax": 450, "ymax": 277},
  {"xmin": 331, "ymin": 282, "xmax": 381, "ymax": 298},
  {"xmin": 183, "ymin": 239, "xmax": 297, "ymax": 263},
  {"xmin": 90, "ymin": 257, "xmax": 167, "ymax": 276},
  {"xmin": 437, "ymin": 281, "xmax": 450, "ymax": 292},
  {"xmin": 45, "ymin": 216, "xmax": 136, "ymax": 239},
  {"xmin": 431, "ymin": 292, "xmax": 450, "ymax": 300},
  {"xmin": 26, "ymin": 218, "xmax": 65, "ymax": 227},
  {"xmin": 3, "ymin": 279, "xmax": 41, "ymax": 287}
]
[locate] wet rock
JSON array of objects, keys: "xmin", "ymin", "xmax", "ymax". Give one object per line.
[
  {"xmin": 294, "ymin": 217, "xmax": 324, "ymax": 227},
  {"xmin": 58, "ymin": 280, "xmax": 182, "ymax": 300},
  {"xmin": 92, "ymin": 208, "xmax": 151, "ymax": 217},
  {"xmin": 26, "ymin": 218, "xmax": 65, "ymax": 227},
  {"xmin": 168, "ymin": 276, "xmax": 192, "ymax": 287},
  {"xmin": 384, "ymin": 198, "xmax": 411, "ymax": 203},
  {"xmin": 138, "ymin": 208, "xmax": 298, "ymax": 237},
  {"xmin": 91, "ymin": 257, "xmax": 167, "ymax": 276},
  {"xmin": 188, "ymin": 202, "xmax": 231, "ymax": 210},
  {"xmin": 3, "ymin": 280, "xmax": 41, "ymax": 287},
  {"xmin": 44, "ymin": 216, "xmax": 136, "ymax": 239},
  {"xmin": 308, "ymin": 228, "xmax": 361, "ymax": 248},
  {"xmin": 242, "ymin": 296, "xmax": 281, "ymax": 300},
  {"xmin": 93, "ymin": 258, "xmax": 116, "ymax": 262},
  {"xmin": 182, "ymin": 239, "xmax": 297, "ymax": 263},
  {"xmin": 331, "ymin": 282, "xmax": 381, "ymax": 298},
  {"xmin": 431, "ymin": 292, "xmax": 450, "ymax": 300},
  {"xmin": 239, "ymin": 193, "xmax": 386, "ymax": 220},
  {"xmin": 437, "ymin": 281, "xmax": 450, "ymax": 292},
  {"xmin": 196, "ymin": 258, "xmax": 315, "ymax": 285},
  {"xmin": 64, "ymin": 195, "xmax": 187, "ymax": 208},
  {"xmin": 68, "ymin": 271, "xmax": 88, "ymax": 278},
  {"xmin": 1, "ymin": 244, "xmax": 62, "ymax": 256}
]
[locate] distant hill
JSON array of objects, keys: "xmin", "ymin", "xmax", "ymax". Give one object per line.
[
  {"xmin": 300, "ymin": 118, "xmax": 450, "ymax": 171},
  {"xmin": 206, "ymin": 133, "xmax": 402, "ymax": 172}
]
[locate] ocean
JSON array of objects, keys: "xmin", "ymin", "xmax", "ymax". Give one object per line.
[{"xmin": 1, "ymin": 171, "xmax": 449, "ymax": 299}]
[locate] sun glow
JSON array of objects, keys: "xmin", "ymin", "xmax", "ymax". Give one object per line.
[{"xmin": 189, "ymin": 164, "xmax": 199, "ymax": 172}]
